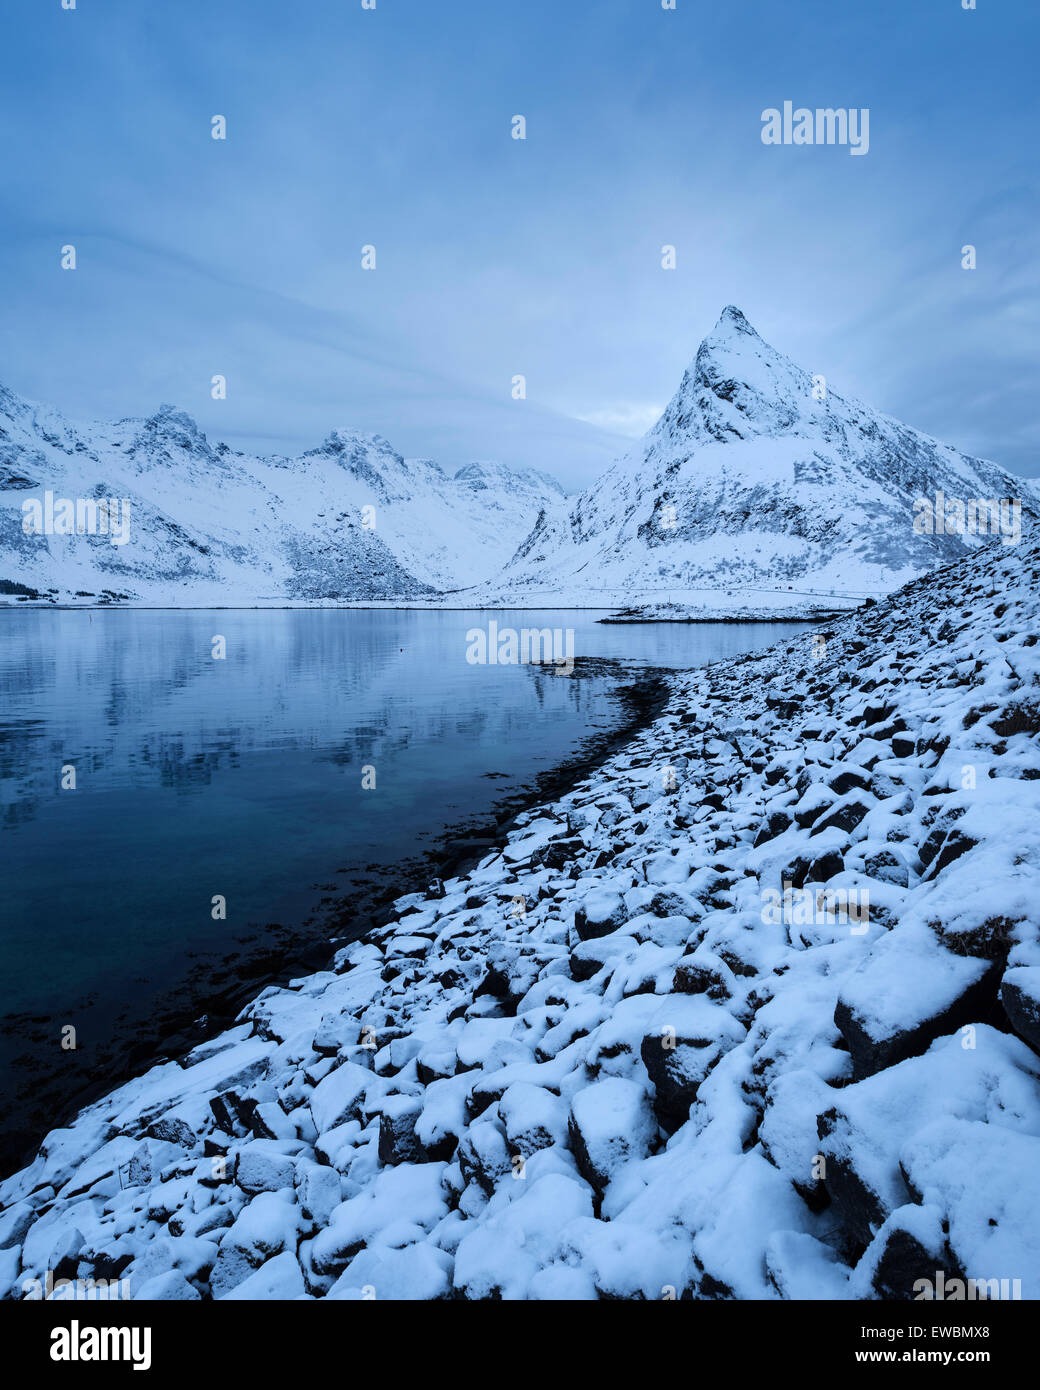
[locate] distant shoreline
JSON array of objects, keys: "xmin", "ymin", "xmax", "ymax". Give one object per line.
[
  {"xmin": 0, "ymin": 601, "xmax": 859, "ymax": 618},
  {"xmin": 598, "ymin": 612, "xmax": 850, "ymax": 625}
]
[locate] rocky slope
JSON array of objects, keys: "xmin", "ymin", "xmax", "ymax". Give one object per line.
[
  {"xmin": 2, "ymin": 527, "xmax": 1038, "ymax": 1301},
  {"xmin": 477, "ymin": 308, "xmax": 1038, "ymax": 612},
  {"xmin": 0, "ymin": 385, "xmax": 565, "ymax": 605}
]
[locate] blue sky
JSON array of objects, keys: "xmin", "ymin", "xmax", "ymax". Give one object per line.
[{"xmin": 0, "ymin": 0, "xmax": 1036, "ymax": 489}]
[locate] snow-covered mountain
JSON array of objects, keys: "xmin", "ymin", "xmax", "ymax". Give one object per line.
[
  {"xmin": 475, "ymin": 307, "xmax": 1039, "ymax": 612},
  {"xmin": 5, "ymin": 310, "xmax": 1033, "ymax": 610},
  {"xmin": 0, "ymin": 384, "xmax": 566, "ymax": 605}
]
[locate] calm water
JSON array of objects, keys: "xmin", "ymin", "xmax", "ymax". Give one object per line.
[{"xmin": 0, "ymin": 608, "xmax": 805, "ymax": 1169}]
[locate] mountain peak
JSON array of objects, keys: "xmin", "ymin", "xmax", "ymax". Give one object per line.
[
  {"xmin": 306, "ymin": 428, "xmax": 396, "ymax": 461},
  {"xmin": 130, "ymin": 404, "xmax": 218, "ymax": 464},
  {"xmin": 647, "ymin": 307, "xmax": 813, "ymax": 446},
  {"xmin": 454, "ymin": 461, "xmax": 568, "ymax": 499},
  {"xmin": 695, "ymin": 307, "xmax": 769, "ymax": 360},
  {"xmin": 715, "ymin": 304, "xmax": 755, "ymax": 335},
  {"xmin": 488, "ymin": 313, "xmax": 1035, "ymax": 606},
  {"xmin": 699, "ymin": 306, "xmax": 777, "ymax": 364}
]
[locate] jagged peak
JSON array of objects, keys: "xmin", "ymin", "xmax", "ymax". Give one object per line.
[
  {"xmin": 645, "ymin": 307, "xmax": 819, "ymax": 447},
  {"xmin": 694, "ymin": 306, "xmax": 790, "ymax": 374},
  {"xmin": 455, "ymin": 461, "xmax": 567, "ymax": 496},
  {"xmin": 315, "ymin": 427, "xmax": 395, "ymax": 452},
  {"xmin": 124, "ymin": 404, "xmax": 223, "ymax": 467},
  {"xmin": 709, "ymin": 304, "xmax": 758, "ymax": 339},
  {"xmin": 136, "ymin": 403, "xmax": 210, "ymax": 444},
  {"xmin": 455, "ymin": 460, "xmax": 506, "ymax": 482},
  {"xmin": 147, "ymin": 402, "xmax": 200, "ymax": 428}
]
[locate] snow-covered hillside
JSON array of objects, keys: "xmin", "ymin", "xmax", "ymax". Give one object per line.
[
  {"xmin": 4, "ymin": 310, "xmax": 1034, "ymax": 611},
  {"xmin": 0, "ymin": 384, "xmax": 565, "ymax": 605},
  {"xmin": 474, "ymin": 307, "xmax": 1038, "ymax": 611}
]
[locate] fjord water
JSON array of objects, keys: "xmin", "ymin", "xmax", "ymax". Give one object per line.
[{"xmin": 0, "ymin": 607, "xmax": 805, "ymax": 1169}]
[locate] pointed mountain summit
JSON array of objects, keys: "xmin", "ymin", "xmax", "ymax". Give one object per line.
[
  {"xmin": 650, "ymin": 306, "xmax": 816, "ymax": 446},
  {"xmin": 483, "ymin": 308, "xmax": 1039, "ymax": 613}
]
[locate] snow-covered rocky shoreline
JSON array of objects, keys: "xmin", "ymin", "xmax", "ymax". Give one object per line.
[
  {"xmin": 3, "ymin": 532, "xmax": 1039, "ymax": 1302},
  {"xmin": 599, "ymin": 598, "xmax": 861, "ymax": 624}
]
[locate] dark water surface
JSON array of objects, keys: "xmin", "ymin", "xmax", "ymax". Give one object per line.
[{"xmin": 0, "ymin": 608, "xmax": 807, "ymax": 1171}]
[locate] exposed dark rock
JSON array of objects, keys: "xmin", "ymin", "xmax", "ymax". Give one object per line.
[
  {"xmin": 810, "ymin": 793, "xmax": 873, "ymax": 837},
  {"xmin": 808, "ymin": 849, "xmax": 844, "ymax": 882},
  {"xmin": 1000, "ymin": 967, "xmax": 1040, "ymax": 1053},
  {"xmin": 377, "ymin": 1096, "xmax": 424, "ymax": 1165},
  {"xmin": 835, "ymin": 948, "xmax": 1001, "ymax": 1080},
  {"xmin": 573, "ymin": 890, "xmax": 629, "ymax": 941}
]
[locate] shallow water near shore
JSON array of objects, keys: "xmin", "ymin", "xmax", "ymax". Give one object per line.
[{"xmin": 0, "ymin": 608, "xmax": 807, "ymax": 1171}]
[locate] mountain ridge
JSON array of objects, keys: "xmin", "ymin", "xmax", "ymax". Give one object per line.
[
  {"xmin": 0, "ymin": 385, "xmax": 566, "ymax": 603},
  {"xmin": 471, "ymin": 307, "xmax": 1039, "ymax": 613},
  {"xmin": 3, "ymin": 309, "xmax": 1034, "ymax": 609}
]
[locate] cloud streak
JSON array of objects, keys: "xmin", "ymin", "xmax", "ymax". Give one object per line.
[{"xmin": 0, "ymin": 0, "xmax": 1036, "ymax": 489}]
